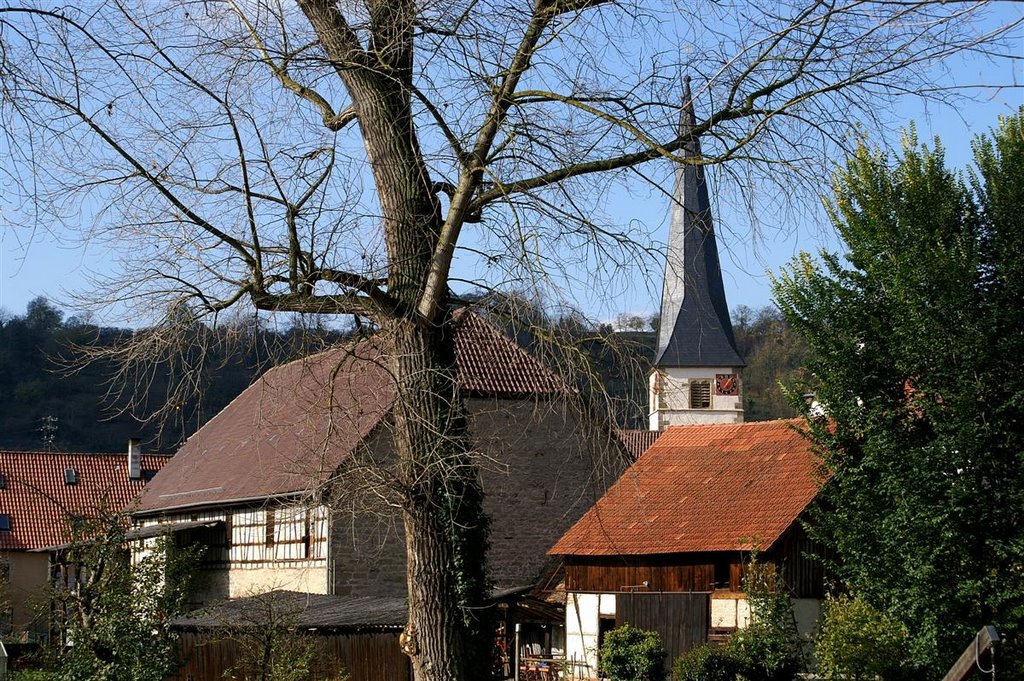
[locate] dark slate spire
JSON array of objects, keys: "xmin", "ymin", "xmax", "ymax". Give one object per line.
[{"xmin": 654, "ymin": 78, "xmax": 744, "ymax": 368}]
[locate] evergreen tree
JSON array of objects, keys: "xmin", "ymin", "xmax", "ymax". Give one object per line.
[{"xmin": 773, "ymin": 110, "xmax": 1024, "ymax": 675}]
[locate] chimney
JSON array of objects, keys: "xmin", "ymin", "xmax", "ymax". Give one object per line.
[{"xmin": 128, "ymin": 438, "xmax": 142, "ymax": 480}]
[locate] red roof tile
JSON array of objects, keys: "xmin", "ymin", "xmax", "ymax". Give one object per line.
[
  {"xmin": 615, "ymin": 429, "xmax": 664, "ymax": 458},
  {"xmin": 0, "ymin": 451, "xmax": 169, "ymax": 551},
  {"xmin": 453, "ymin": 311, "xmax": 565, "ymax": 396},
  {"xmin": 137, "ymin": 312, "xmax": 565, "ymax": 513},
  {"xmin": 549, "ymin": 419, "xmax": 822, "ymax": 556}
]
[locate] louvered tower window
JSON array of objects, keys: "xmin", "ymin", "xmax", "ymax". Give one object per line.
[{"xmin": 690, "ymin": 380, "xmax": 711, "ymax": 409}]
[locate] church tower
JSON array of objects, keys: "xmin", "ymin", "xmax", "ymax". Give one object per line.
[{"xmin": 649, "ymin": 79, "xmax": 745, "ymax": 430}]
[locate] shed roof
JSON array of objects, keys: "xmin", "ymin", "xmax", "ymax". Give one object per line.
[
  {"xmin": 0, "ymin": 450, "xmax": 169, "ymax": 551},
  {"xmin": 137, "ymin": 311, "xmax": 566, "ymax": 513},
  {"xmin": 171, "ymin": 590, "xmax": 407, "ymax": 631},
  {"xmin": 549, "ymin": 419, "xmax": 821, "ymax": 556},
  {"xmin": 615, "ymin": 429, "xmax": 664, "ymax": 458},
  {"xmin": 171, "ymin": 587, "xmax": 564, "ymax": 631}
]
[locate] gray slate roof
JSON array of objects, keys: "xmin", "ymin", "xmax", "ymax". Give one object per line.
[{"xmin": 655, "ymin": 79, "xmax": 744, "ymax": 368}]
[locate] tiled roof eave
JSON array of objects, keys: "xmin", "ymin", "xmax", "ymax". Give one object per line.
[{"xmin": 136, "ymin": 489, "xmax": 310, "ymax": 517}]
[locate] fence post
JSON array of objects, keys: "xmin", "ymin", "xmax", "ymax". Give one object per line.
[{"xmin": 941, "ymin": 626, "xmax": 999, "ymax": 681}]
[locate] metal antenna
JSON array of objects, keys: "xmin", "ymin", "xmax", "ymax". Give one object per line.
[{"xmin": 41, "ymin": 415, "xmax": 58, "ymax": 451}]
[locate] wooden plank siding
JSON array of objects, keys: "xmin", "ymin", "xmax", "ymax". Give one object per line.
[
  {"xmin": 565, "ymin": 554, "xmax": 726, "ymax": 593},
  {"xmin": 171, "ymin": 630, "xmax": 411, "ymax": 681},
  {"xmin": 616, "ymin": 592, "xmax": 710, "ymax": 664},
  {"xmin": 565, "ymin": 524, "xmax": 827, "ymax": 598},
  {"xmin": 772, "ymin": 524, "xmax": 828, "ymax": 598}
]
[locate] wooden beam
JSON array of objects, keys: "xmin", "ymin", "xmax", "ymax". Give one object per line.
[{"xmin": 942, "ymin": 626, "xmax": 1000, "ymax": 681}]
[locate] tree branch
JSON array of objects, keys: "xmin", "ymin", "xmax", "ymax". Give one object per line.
[{"xmin": 227, "ymin": 0, "xmax": 357, "ymax": 131}]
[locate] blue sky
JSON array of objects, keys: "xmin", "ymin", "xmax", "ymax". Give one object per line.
[{"xmin": 1, "ymin": 23, "xmax": 1020, "ymax": 326}]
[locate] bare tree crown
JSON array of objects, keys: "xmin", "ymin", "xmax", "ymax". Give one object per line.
[{"xmin": 1, "ymin": 0, "xmax": 1018, "ymax": 331}]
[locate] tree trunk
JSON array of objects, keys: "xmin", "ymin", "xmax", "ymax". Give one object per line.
[
  {"xmin": 296, "ymin": 4, "xmax": 494, "ymax": 677},
  {"xmin": 347, "ymin": 45, "xmax": 492, "ymax": 680},
  {"xmin": 389, "ymin": 315, "xmax": 492, "ymax": 681}
]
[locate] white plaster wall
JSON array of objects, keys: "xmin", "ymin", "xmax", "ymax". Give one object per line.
[
  {"xmin": 649, "ymin": 367, "xmax": 744, "ymax": 429},
  {"xmin": 228, "ymin": 565, "xmax": 328, "ymax": 597},
  {"xmin": 710, "ymin": 594, "xmax": 751, "ymax": 629},
  {"xmin": 713, "ymin": 594, "xmax": 817, "ymax": 634},
  {"xmin": 648, "ymin": 372, "xmax": 660, "ymax": 431},
  {"xmin": 565, "ymin": 593, "xmax": 616, "ymax": 679},
  {"xmin": 792, "ymin": 598, "xmax": 822, "ymax": 639}
]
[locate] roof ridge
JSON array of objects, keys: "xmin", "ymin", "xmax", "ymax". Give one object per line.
[
  {"xmin": 660, "ymin": 417, "xmax": 802, "ymax": 432},
  {"xmin": 0, "ymin": 450, "xmax": 172, "ymax": 458}
]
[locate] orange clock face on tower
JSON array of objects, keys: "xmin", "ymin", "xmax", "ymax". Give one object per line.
[{"xmin": 715, "ymin": 373, "xmax": 739, "ymax": 396}]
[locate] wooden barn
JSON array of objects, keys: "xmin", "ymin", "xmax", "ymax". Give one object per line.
[{"xmin": 549, "ymin": 419, "xmax": 826, "ymax": 676}]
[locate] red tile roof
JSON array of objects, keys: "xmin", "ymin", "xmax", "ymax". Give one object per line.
[
  {"xmin": 0, "ymin": 450, "xmax": 169, "ymax": 551},
  {"xmin": 549, "ymin": 419, "xmax": 822, "ymax": 556},
  {"xmin": 453, "ymin": 311, "xmax": 565, "ymax": 396},
  {"xmin": 615, "ymin": 429, "xmax": 664, "ymax": 458},
  {"xmin": 138, "ymin": 312, "xmax": 566, "ymax": 513}
]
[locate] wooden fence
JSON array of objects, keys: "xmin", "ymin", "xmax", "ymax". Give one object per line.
[
  {"xmin": 170, "ymin": 630, "xmax": 411, "ymax": 681},
  {"xmin": 615, "ymin": 592, "xmax": 710, "ymax": 665}
]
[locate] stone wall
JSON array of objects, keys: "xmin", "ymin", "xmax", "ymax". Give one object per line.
[{"xmin": 329, "ymin": 396, "xmax": 626, "ymax": 596}]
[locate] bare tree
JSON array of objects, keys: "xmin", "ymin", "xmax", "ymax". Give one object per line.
[{"xmin": 0, "ymin": 1, "xmax": 1020, "ymax": 678}]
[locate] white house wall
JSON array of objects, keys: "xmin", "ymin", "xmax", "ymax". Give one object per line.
[
  {"xmin": 710, "ymin": 593, "xmax": 751, "ymax": 629},
  {"xmin": 648, "ymin": 367, "xmax": 744, "ymax": 429},
  {"xmin": 565, "ymin": 592, "xmax": 615, "ymax": 679}
]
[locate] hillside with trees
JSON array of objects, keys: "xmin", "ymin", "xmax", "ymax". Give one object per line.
[
  {"xmin": 0, "ymin": 297, "xmax": 806, "ymax": 453},
  {"xmin": 0, "ymin": 297, "xmax": 351, "ymax": 453}
]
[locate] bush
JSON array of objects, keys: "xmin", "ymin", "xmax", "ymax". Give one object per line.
[
  {"xmin": 599, "ymin": 623, "xmax": 666, "ymax": 681},
  {"xmin": 728, "ymin": 621, "xmax": 801, "ymax": 681},
  {"xmin": 10, "ymin": 673, "xmax": 59, "ymax": 681},
  {"xmin": 727, "ymin": 557, "xmax": 802, "ymax": 681},
  {"xmin": 673, "ymin": 644, "xmax": 740, "ymax": 681},
  {"xmin": 815, "ymin": 594, "xmax": 913, "ymax": 680}
]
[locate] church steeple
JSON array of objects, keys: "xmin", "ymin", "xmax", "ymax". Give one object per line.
[
  {"xmin": 649, "ymin": 79, "xmax": 745, "ymax": 429},
  {"xmin": 655, "ymin": 78, "xmax": 743, "ymax": 368}
]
